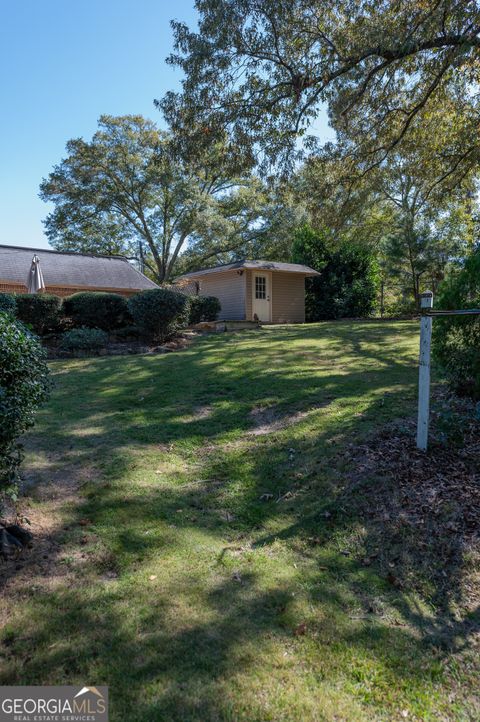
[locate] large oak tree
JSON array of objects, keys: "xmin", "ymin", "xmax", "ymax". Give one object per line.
[
  {"xmin": 160, "ymin": 0, "xmax": 479, "ymax": 176},
  {"xmin": 40, "ymin": 115, "xmax": 287, "ymax": 282}
]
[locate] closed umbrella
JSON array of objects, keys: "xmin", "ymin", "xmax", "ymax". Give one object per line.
[{"xmin": 27, "ymin": 254, "xmax": 46, "ymax": 294}]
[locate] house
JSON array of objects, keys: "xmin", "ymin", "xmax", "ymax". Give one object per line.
[
  {"xmin": 0, "ymin": 244, "xmax": 158, "ymax": 297},
  {"xmin": 176, "ymin": 260, "xmax": 320, "ymax": 324}
]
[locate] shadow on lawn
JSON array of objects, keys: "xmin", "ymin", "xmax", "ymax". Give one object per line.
[{"xmin": 2, "ymin": 322, "xmax": 478, "ymax": 719}]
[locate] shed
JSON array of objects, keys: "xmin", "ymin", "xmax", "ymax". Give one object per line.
[
  {"xmin": 176, "ymin": 260, "xmax": 320, "ymax": 324},
  {"xmin": 0, "ymin": 244, "xmax": 158, "ymax": 297}
]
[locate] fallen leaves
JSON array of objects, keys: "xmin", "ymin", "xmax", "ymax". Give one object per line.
[
  {"xmin": 387, "ymin": 572, "xmax": 402, "ymax": 589},
  {"xmin": 338, "ymin": 389, "xmax": 480, "ymax": 604},
  {"xmin": 293, "ymin": 622, "xmax": 307, "ymax": 636}
]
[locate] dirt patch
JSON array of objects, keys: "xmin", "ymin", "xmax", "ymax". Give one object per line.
[
  {"xmin": 0, "ymin": 445, "xmax": 104, "ymax": 605},
  {"xmin": 248, "ymin": 401, "xmax": 331, "ymax": 436},
  {"xmin": 180, "ymin": 405, "xmax": 214, "ymax": 424},
  {"xmin": 0, "ymin": 487, "xmax": 75, "ymax": 607},
  {"xmin": 162, "ymin": 335, "xmax": 194, "ymax": 352}
]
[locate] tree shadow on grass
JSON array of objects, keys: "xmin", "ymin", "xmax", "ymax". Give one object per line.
[
  {"xmin": 1, "ymin": 544, "xmax": 467, "ymax": 720},
  {"xmin": 3, "ymin": 322, "xmax": 478, "ymax": 719}
]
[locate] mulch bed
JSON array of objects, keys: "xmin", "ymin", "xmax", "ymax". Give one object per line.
[
  {"xmin": 338, "ymin": 390, "xmax": 480, "ymax": 610},
  {"xmin": 44, "ymin": 332, "xmax": 196, "ymax": 359}
]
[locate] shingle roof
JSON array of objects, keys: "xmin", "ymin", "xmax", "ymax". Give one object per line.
[
  {"xmin": 177, "ymin": 259, "xmax": 320, "ymax": 279},
  {"xmin": 0, "ymin": 245, "xmax": 158, "ymax": 291}
]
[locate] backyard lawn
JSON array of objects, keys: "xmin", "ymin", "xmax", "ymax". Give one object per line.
[{"xmin": 1, "ymin": 321, "xmax": 478, "ymax": 721}]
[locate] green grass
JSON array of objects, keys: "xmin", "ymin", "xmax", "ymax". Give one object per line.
[{"xmin": 1, "ymin": 321, "xmax": 478, "ymax": 721}]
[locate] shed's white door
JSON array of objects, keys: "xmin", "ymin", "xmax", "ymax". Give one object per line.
[{"xmin": 252, "ymin": 272, "xmax": 271, "ymax": 322}]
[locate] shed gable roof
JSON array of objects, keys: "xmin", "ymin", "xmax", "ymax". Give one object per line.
[
  {"xmin": 0, "ymin": 245, "xmax": 158, "ymax": 291},
  {"xmin": 177, "ymin": 259, "xmax": 320, "ymax": 280}
]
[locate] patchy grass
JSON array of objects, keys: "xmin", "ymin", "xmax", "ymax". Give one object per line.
[{"xmin": 1, "ymin": 321, "xmax": 479, "ymax": 721}]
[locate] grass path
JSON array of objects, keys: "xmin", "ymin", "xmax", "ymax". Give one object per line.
[{"xmin": 1, "ymin": 322, "xmax": 478, "ymax": 721}]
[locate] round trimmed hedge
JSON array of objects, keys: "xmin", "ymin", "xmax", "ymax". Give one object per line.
[
  {"xmin": 63, "ymin": 292, "xmax": 131, "ymax": 330},
  {"xmin": 0, "ymin": 313, "xmax": 50, "ymax": 494},
  {"xmin": 15, "ymin": 294, "xmax": 62, "ymax": 335},
  {"xmin": 128, "ymin": 288, "xmax": 190, "ymax": 342},
  {"xmin": 188, "ymin": 296, "xmax": 221, "ymax": 325}
]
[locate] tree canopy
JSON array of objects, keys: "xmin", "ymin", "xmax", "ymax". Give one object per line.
[
  {"xmin": 160, "ymin": 0, "xmax": 480, "ymax": 175},
  {"xmin": 40, "ymin": 115, "xmax": 290, "ymax": 282},
  {"xmin": 295, "ymin": 94, "xmax": 476, "ymax": 308},
  {"xmin": 292, "ymin": 225, "xmax": 379, "ymax": 319}
]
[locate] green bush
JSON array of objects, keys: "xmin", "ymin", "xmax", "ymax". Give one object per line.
[
  {"xmin": 111, "ymin": 325, "xmax": 145, "ymax": 341},
  {"xmin": 15, "ymin": 294, "xmax": 62, "ymax": 335},
  {"xmin": 432, "ymin": 250, "xmax": 480, "ymax": 398},
  {"xmin": 63, "ymin": 292, "xmax": 131, "ymax": 330},
  {"xmin": 292, "ymin": 225, "xmax": 379, "ymax": 320},
  {"xmin": 128, "ymin": 288, "xmax": 190, "ymax": 342},
  {"xmin": 59, "ymin": 327, "xmax": 109, "ymax": 352},
  {"xmin": 382, "ymin": 296, "xmax": 417, "ymax": 317},
  {"xmin": 0, "ymin": 313, "xmax": 50, "ymax": 496},
  {"xmin": 0, "ymin": 293, "xmax": 16, "ymax": 315},
  {"xmin": 188, "ymin": 296, "xmax": 221, "ymax": 324}
]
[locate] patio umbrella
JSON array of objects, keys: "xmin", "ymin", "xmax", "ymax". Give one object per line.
[{"xmin": 27, "ymin": 254, "xmax": 46, "ymax": 294}]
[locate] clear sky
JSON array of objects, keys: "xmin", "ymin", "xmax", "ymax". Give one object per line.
[{"xmin": 0, "ymin": 0, "xmax": 333, "ymax": 250}]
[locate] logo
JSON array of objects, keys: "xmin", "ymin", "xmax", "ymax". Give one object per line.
[{"xmin": 0, "ymin": 685, "xmax": 108, "ymax": 721}]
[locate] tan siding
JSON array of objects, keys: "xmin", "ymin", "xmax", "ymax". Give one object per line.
[
  {"xmin": 199, "ymin": 270, "xmax": 246, "ymax": 320},
  {"xmin": 271, "ymin": 272, "xmax": 305, "ymax": 323},
  {"xmin": 245, "ymin": 270, "xmax": 253, "ymax": 320},
  {"xmin": 179, "ymin": 268, "xmax": 307, "ymax": 323}
]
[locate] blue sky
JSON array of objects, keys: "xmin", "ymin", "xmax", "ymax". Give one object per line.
[{"xmin": 0, "ymin": 1, "xmax": 333, "ymax": 250}]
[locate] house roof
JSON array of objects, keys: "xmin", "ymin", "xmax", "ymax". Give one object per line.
[
  {"xmin": 177, "ymin": 260, "xmax": 321, "ymax": 280},
  {"xmin": 0, "ymin": 244, "xmax": 158, "ymax": 291}
]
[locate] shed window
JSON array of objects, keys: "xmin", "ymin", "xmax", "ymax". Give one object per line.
[{"xmin": 255, "ymin": 276, "xmax": 266, "ymax": 299}]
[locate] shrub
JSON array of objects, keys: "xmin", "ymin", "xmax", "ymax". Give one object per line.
[
  {"xmin": 128, "ymin": 288, "xmax": 190, "ymax": 342},
  {"xmin": 59, "ymin": 327, "xmax": 109, "ymax": 352},
  {"xmin": 0, "ymin": 313, "xmax": 50, "ymax": 496},
  {"xmin": 382, "ymin": 296, "xmax": 417, "ymax": 318},
  {"xmin": 188, "ymin": 295, "xmax": 221, "ymax": 324},
  {"xmin": 63, "ymin": 292, "xmax": 131, "ymax": 330},
  {"xmin": 15, "ymin": 293, "xmax": 62, "ymax": 335},
  {"xmin": 292, "ymin": 225, "xmax": 379, "ymax": 320},
  {"xmin": 432, "ymin": 250, "xmax": 480, "ymax": 398},
  {"xmin": 0, "ymin": 293, "xmax": 16, "ymax": 315},
  {"xmin": 110, "ymin": 325, "xmax": 145, "ymax": 341}
]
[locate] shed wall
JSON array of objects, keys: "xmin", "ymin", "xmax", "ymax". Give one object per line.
[
  {"xmin": 245, "ymin": 270, "xmax": 253, "ymax": 320},
  {"xmin": 199, "ymin": 270, "xmax": 246, "ymax": 320},
  {"xmin": 271, "ymin": 272, "xmax": 306, "ymax": 323}
]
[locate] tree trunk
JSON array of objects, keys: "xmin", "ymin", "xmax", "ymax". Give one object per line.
[{"xmin": 404, "ymin": 220, "xmax": 419, "ymax": 310}]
